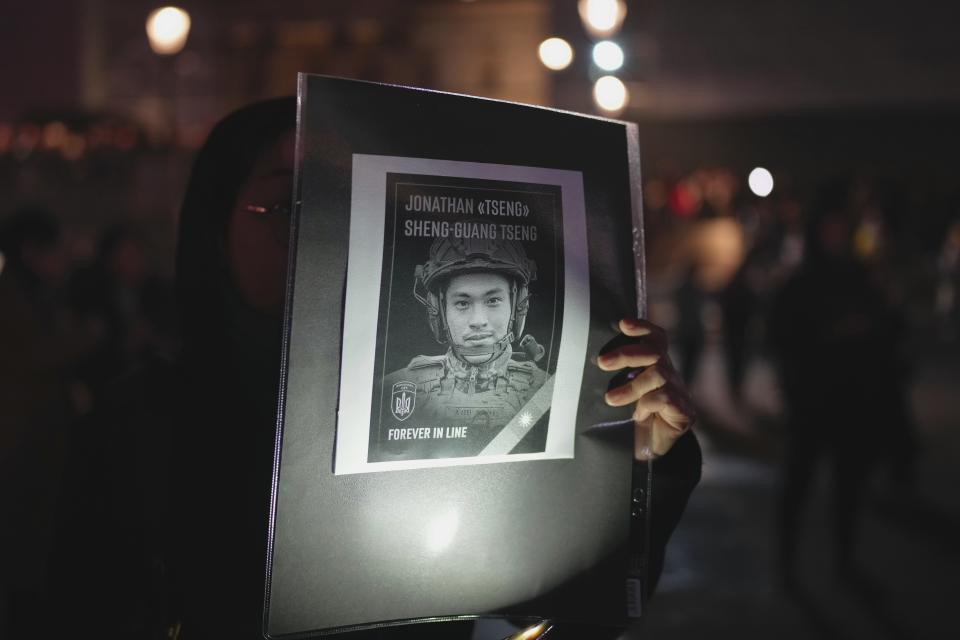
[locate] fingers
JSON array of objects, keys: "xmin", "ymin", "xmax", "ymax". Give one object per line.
[
  {"xmin": 633, "ymin": 385, "xmax": 696, "ymax": 461},
  {"xmin": 597, "ymin": 342, "xmax": 661, "ymax": 371},
  {"xmin": 596, "ymin": 318, "xmax": 697, "ymax": 461},
  {"xmin": 604, "ymin": 363, "xmax": 668, "ymax": 407},
  {"xmin": 618, "ymin": 317, "xmax": 667, "ymax": 340},
  {"xmin": 635, "ymin": 414, "xmax": 690, "ymax": 461},
  {"xmin": 603, "ymin": 357, "xmax": 694, "ymax": 435},
  {"xmin": 631, "ymin": 383, "xmax": 695, "ymax": 431},
  {"xmin": 597, "ymin": 318, "xmax": 668, "ymax": 371}
]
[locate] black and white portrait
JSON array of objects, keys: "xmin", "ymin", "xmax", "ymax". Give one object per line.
[{"xmin": 376, "ymin": 234, "xmax": 551, "ymax": 459}]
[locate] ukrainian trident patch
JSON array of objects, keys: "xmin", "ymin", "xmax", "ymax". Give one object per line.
[{"xmin": 390, "ymin": 381, "xmax": 416, "ymax": 421}]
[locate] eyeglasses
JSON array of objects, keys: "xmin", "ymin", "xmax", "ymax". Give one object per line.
[{"xmin": 245, "ymin": 203, "xmax": 292, "ymax": 217}]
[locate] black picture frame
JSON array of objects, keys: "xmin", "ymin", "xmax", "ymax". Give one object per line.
[{"xmin": 264, "ymin": 74, "xmax": 646, "ymax": 638}]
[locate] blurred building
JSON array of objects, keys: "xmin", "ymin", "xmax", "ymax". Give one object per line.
[
  {"xmin": 2, "ymin": 0, "xmax": 959, "ymax": 267},
  {"xmin": 6, "ymin": 0, "xmax": 960, "ymax": 136},
  {"xmin": 16, "ymin": 0, "xmax": 551, "ymax": 146}
]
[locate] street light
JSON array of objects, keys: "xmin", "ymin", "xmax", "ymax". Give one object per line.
[
  {"xmin": 146, "ymin": 6, "xmax": 191, "ymax": 55},
  {"xmin": 538, "ymin": 37, "xmax": 574, "ymax": 71},
  {"xmin": 748, "ymin": 167, "xmax": 774, "ymax": 197},
  {"xmin": 145, "ymin": 6, "xmax": 191, "ymax": 148},
  {"xmin": 593, "ymin": 75, "xmax": 628, "ymax": 114},
  {"xmin": 592, "ymin": 40, "xmax": 624, "ymax": 71},
  {"xmin": 578, "ymin": 0, "xmax": 627, "ymax": 39}
]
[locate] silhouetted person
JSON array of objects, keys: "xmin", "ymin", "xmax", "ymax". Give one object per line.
[
  {"xmin": 674, "ymin": 265, "xmax": 706, "ymax": 386},
  {"xmin": 45, "ymin": 99, "xmax": 700, "ymax": 639},
  {"xmin": 69, "ymin": 226, "xmax": 175, "ymax": 408},
  {"xmin": 935, "ymin": 220, "xmax": 960, "ymax": 342},
  {"xmin": 720, "ymin": 254, "xmax": 758, "ymax": 404},
  {"xmin": 770, "ymin": 184, "xmax": 904, "ymax": 589},
  {"xmin": 0, "ymin": 209, "xmax": 90, "ymax": 636}
]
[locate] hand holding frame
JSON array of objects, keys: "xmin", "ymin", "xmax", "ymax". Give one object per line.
[{"xmin": 598, "ymin": 318, "xmax": 696, "ymax": 461}]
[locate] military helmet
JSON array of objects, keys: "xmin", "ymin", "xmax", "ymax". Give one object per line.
[{"xmin": 414, "ymin": 236, "xmax": 537, "ymax": 344}]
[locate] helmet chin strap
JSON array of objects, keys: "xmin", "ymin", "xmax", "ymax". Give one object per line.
[{"xmin": 451, "ymin": 331, "xmax": 515, "ymax": 365}]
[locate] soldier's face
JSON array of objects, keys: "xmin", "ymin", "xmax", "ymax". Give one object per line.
[{"xmin": 444, "ymin": 272, "xmax": 512, "ymax": 363}]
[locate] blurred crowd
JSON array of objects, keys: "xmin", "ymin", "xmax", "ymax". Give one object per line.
[
  {"xmin": 0, "ymin": 207, "xmax": 175, "ymax": 629},
  {"xmin": 642, "ymin": 167, "xmax": 959, "ymax": 595},
  {"xmin": 1, "ymin": 153, "xmax": 958, "ymax": 632},
  {"xmin": 642, "ymin": 166, "xmax": 960, "ymax": 409}
]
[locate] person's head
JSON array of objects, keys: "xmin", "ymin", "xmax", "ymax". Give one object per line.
[
  {"xmin": 225, "ymin": 126, "xmax": 296, "ymax": 314},
  {"xmin": 414, "ymin": 236, "xmax": 536, "ymax": 365},
  {"xmin": 806, "ymin": 179, "xmax": 854, "ymax": 264},
  {"xmin": 175, "ymin": 97, "xmax": 296, "ymax": 363}
]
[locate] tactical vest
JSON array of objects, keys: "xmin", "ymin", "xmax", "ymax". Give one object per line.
[{"xmin": 379, "ymin": 351, "xmax": 547, "ymax": 457}]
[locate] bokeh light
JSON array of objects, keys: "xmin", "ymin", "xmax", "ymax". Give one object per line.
[
  {"xmin": 514, "ymin": 622, "xmax": 550, "ymax": 640},
  {"xmin": 145, "ymin": 7, "xmax": 191, "ymax": 55},
  {"xmin": 748, "ymin": 167, "xmax": 774, "ymax": 197},
  {"xmin": 592, "ymin": 40, "xmax": 624, "ymax": 71},
  {"xmin": 593, "ymin": 75, "xmax": 629, "ymax": 114},
  {"xmin": 578, "ymin": 0, "xmax": 627, "ymax": 38},
  {"xmin": 538, "ymin": 37, "xmax": 574, "ymax": 71}
]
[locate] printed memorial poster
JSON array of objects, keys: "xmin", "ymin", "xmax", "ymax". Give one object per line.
[{"xmin": 336, "ymin": 155, "xmax": 589, "ymax": 474}]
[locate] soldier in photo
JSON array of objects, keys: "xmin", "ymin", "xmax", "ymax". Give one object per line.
[{"xmin": 379, "ymin": 235, "xmax": 550, "ymax": 459}]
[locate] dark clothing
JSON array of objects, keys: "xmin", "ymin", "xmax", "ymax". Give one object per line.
[
  {"xmin": 47, "ymin": 97, "xmax": 297, "ymax": 640},
  {"xmin": 47, "ymin": 361, "xmax": 699, "ymax": 639},
  {"xmin": 770, "ymin": 257, "xmax": 899, "ymax": 448},
  {"xmin": 674, "ymin": 272, "xmax": 706, "ymax": 386},
  {"xmin": 69, "ymin": 263, "xmax": 176, "ymax": 404},
  {"xmin": 770, "ymin": 256, "xmax": 903, "ymax": 574},
  {"xmin": 0, "ymin": 269, "xmax": 76, "ymax": 636}
]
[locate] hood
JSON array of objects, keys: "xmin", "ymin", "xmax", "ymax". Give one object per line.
[{"xmin": 175, "ymin": 97, "xmax": 296, "ymax": 380}]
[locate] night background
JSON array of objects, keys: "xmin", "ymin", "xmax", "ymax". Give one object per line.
[{"xmin": 2, "ymin": 1, "xmax": 959, "ymax": 638}]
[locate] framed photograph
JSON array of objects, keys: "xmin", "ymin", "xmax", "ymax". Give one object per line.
[{"xmin": 265, "ymin": 75, "xmax": 646, "ymax": 638}]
